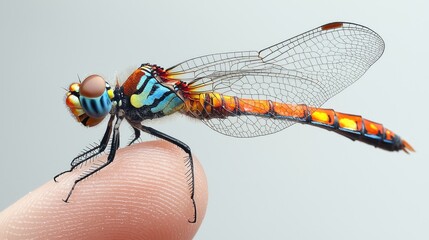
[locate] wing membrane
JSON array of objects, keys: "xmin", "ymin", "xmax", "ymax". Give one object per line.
[{"xmin": 167, "ymin": 22, "xmax": 385, "ymax": 137}]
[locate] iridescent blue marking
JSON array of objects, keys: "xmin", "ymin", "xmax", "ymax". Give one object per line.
[
  {"xmin": 80, "ymin": 90, "xmax": 112, "ymax": 118},
  {"xmin": 364, "ymin": 133, "xmax": 382, "ymax": 140},
  {"xmin": 136, "ymin": 75, "xmax": 148, "ymax": 90},
  {"xmin": 150, "ymin": 93, "xmax": 184, "ymax": 114},
  {"xmin": 163, "ymin": 95, "xmax": 184, "ymax": 114},
  {"xmin": 140, "ymin": 78, "xmax": 157, "ymax": 100},
  {"xmin": 144, "ymin": 84, "xmax": 170, "ymax": 106}
]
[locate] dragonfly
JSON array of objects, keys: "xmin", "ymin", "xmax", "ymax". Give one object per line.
[{"xmin": 55, "ymin": 22, "xmax": 414, "ymax": 223}]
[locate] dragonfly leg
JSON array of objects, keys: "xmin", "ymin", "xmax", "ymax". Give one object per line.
[
  {"xmin": 127, "ymin": 126, "xmax": 141, "ymax": 146},
  {"xmin": 63, "ymin": 115, "xmax": 123, "ymax": 203},
  {"xmin": 54, "ymin": 115, "xmax": 116, "ymax": 182},
  {"xmin": 132, "ymin": 123, "xmax": 197, "ymax": 223}
]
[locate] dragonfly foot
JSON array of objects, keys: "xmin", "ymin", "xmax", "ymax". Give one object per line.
[
  {"xmin": 187, "ymin": 197, "xmax": 197, "ymax": 223},
  {"xmin": 53, "ymin": 170, "xmax": 71, "ymax": 182}
]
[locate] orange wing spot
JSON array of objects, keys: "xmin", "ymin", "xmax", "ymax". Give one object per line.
[
  {"xmin": 336, "ymin": 113, "xmax": 362, "ymax": 131},
  {"xmin": 273, "ymin": 103, "xmax": 307, "ymax": 118},
  {"xmin": 164, "ymin": 70, "xmax": 183, "ymax": 77},
  {"xmin": 222, "ymin": 95, "xmax": 236, "ymax": 112},
  {"xmin": 321, "ymin": 22, "xmax": 343, "ymax": 31},
  {"xmin": 364, "ymin": 119, "xmax": 382, "ymax": 135},
  {"xmin": 238, "ymin": 99, "xmax": 270, "ymax": 114}
]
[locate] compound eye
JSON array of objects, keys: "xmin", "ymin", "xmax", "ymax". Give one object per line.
[
  {"xmin": 80, "ymin": 75, "xmax": 106, "ymax": 98},
  {"xmin": 79, "ymin": 74, "xmax": 112, "ymax": 119}
]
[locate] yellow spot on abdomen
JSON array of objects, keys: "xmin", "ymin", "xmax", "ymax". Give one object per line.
[
  {"xmin": 209, "ymin": 93, "xmax": 222, "ymax": 108},
  {"xmin": 339, "ymin": 118, "xmax": 358, "ymax": 130},
  {"xmin": 312, "ymin": 111, "xmax": 330, "ymax": 124}
]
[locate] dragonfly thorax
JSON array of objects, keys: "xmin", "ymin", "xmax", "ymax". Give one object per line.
[{"xmin": 120, "ymin": 64, "xmax": 185, "ymax": 122}]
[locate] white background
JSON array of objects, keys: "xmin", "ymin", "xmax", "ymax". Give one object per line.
[{"xmin": 1, "ymin": 0, "xmax": 428, "ymax": 239}]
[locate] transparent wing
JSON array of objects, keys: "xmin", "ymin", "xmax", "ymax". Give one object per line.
[
  {"xmin": 167, "ymin": 22, "xmax": 385, "ymax": 137},
  {"xmin": 257, "ymin": 22, "xmax": 384, "ymax": 98},
  {"xmin": 197, "ymin": 69, "xmax": 326, "ymax": 137}
]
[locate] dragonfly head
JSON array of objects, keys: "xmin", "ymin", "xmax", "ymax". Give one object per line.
[{"xmin": 65, "ymin": 75, "xmax": 114, "ymax": 127}]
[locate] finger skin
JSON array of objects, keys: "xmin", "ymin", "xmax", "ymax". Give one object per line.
[{"xmin": 0, "ymin": 141, "xmax": 208, "ymax": 240}]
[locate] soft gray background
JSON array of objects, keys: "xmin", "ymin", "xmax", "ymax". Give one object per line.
[{"xmin": 1, "ymin": 0, "xmax": 428, "ymax": 239}]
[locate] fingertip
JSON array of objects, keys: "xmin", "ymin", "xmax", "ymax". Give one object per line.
[{"xmin": 0, "ymin": 141, "xmax": 208, "ymax": 240}]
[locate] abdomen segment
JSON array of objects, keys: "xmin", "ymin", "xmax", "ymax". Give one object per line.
[{"xmin": 183, "ymin": 93, "xmax": 414, "ymax": 153}]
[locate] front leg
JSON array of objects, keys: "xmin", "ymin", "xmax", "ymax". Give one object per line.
[
  {"xmin": 63, "ymin": 115, "xmax": 124, "ymax": 202},
  {"xmin": 131, "ymin": 123, "xmax": 197, "ymax": 223},
  {"xmin": 54, "ymin": 114, "xmax": 116, "ymax": 182}
]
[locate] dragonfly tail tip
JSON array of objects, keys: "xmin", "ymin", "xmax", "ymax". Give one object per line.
[{"xmin": 402, "ymin": 139, "xmax": 415, "ymax": 154}]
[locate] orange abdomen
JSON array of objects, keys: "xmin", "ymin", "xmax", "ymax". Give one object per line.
[{"xmin": 183, "ymin": 93, "xmax": 414, "ymax": 153}]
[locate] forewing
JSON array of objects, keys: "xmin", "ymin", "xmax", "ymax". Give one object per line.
[{"xmin": 257, "ymin": 22, "xmax": 385, "ymax": 98}]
